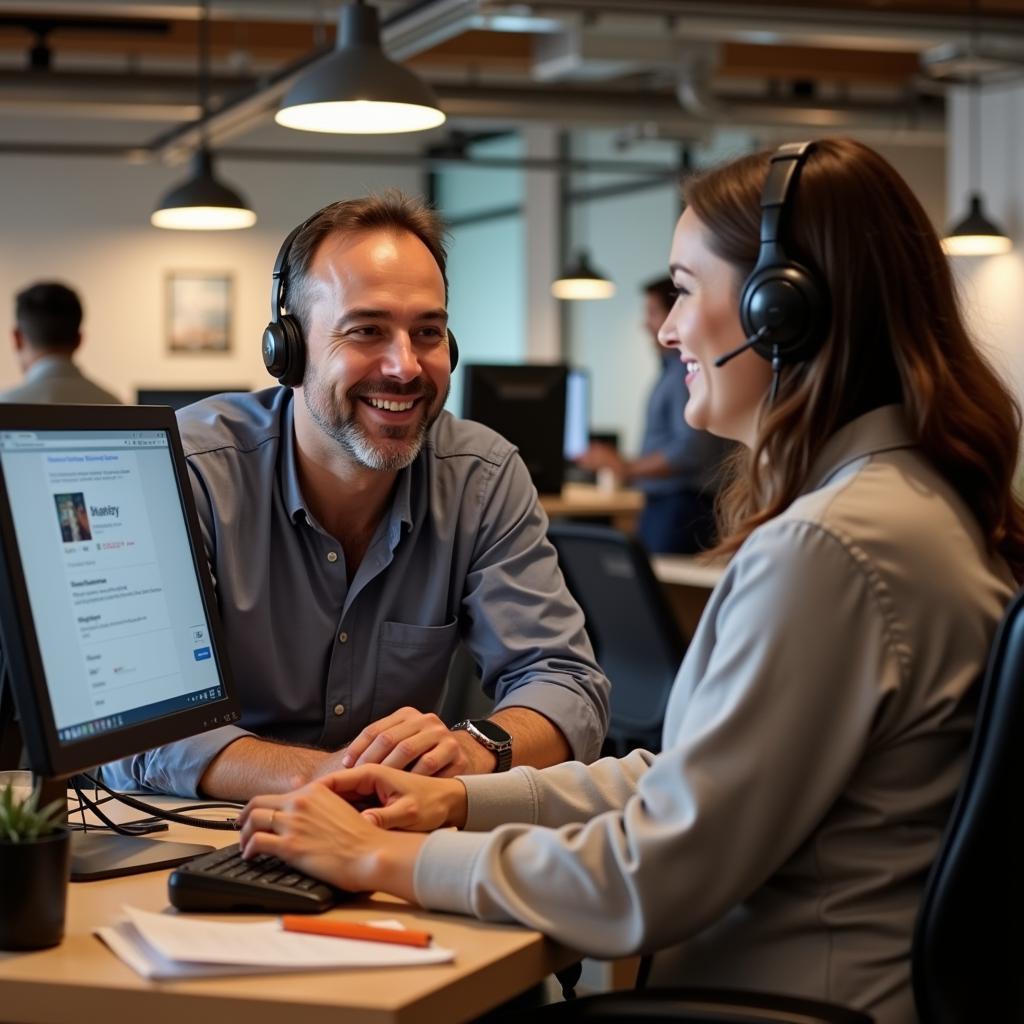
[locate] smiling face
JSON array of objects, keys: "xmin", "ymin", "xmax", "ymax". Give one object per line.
[
  {"xmin": 658, "ymin": 207, "xmax": 773, "ymax": 447},
  {"xmin": 296, "ymin": 228, "xmax": 451, "ymax": 472}
]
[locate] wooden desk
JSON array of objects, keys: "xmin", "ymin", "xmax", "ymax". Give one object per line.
[
  {"xmin": 0, "ymin": 812, "xmax": 577, "ymax": 1024},
  {"xmin": 539, "ymin": 483, "xmax": 644, "ymax": 534},
  {"xmin": 651, "ymin": 554, "xmax": 726, "ymax": 638}
]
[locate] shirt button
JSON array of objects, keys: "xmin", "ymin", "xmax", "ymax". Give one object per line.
[
  {"xmin": 333, "ymin": 704, "xmax": 345, "ymax": 717},
  {"xmin": 338, "ymin": 631, "xmax": 348, "ymax": 644},
  {"xmin": 326, "ymin": 551, "xmax": 338, "ymax": 563}
]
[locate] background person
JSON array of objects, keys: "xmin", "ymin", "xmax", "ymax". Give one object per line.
[
  {"xmin": 1, "ymin": 282, "xmax": 120, "ymax": 404},
  {"xmin": 577, "ymin": 276, "xmax": 734, "ymax": 553},
  {"xmin": 239, "ymin": 139, "xmax": 1024, "ymax": 1024}
]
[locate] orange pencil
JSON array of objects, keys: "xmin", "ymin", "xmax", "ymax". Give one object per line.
[{"xmin": 281, "ymin": 915, "xmax": 433, "ymax": 948}]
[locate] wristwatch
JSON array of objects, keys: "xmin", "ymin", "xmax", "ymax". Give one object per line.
[{"xmin": 451, "ymin": 719, "xmax": 513, "ymax": 772}]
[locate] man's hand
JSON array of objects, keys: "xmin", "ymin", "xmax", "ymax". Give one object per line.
[
  {"xmin": 576, "ymin": 441, "xmax": 628, "ymax": 484},
  {"xmin": 334, "ymin": 706, "xmax": 497, "ymax": 776}
]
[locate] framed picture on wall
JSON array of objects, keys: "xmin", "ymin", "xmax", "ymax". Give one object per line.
[{"xmin": 166, "ymin": 271, "xmax": 233, "ymax": 353}]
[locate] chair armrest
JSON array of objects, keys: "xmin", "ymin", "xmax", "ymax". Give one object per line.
[{"xmin": 531, "ymin": 986, "xmax": 874, "ymax": 1023}]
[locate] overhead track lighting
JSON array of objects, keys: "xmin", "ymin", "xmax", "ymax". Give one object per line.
[
  {"xmin": 151, "ymin": 0, "xmax": 255, "ymax": 231},
  {"xmin": 941, "ymin": 0, "xmax": 1011, "ymax": 256},
  {"xmin": 551, "ymin": 250, "xmax": 616, "ymax": 300},
  {"xmin": 275, "ymin": 0, "xmax": 446, "ymax": 135}
]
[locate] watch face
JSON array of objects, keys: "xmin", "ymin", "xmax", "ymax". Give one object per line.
[{"xmin": 472, "ymin": 719, "xmax": 511, "ymax": 745}]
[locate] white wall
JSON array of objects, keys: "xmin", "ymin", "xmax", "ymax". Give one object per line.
[{"xmin": 0, "ymin": 121, "xmax": 423, "ymax": 401}]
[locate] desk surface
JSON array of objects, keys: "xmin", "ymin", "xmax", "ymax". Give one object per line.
[
  {"xmin": 0, "ymin": 811, "xmax": 576, "ymax": 1024},
  {"xmin": 651, "ymin": 554, "xmax": 727, "ymax": 589},
  {"xmin": 538, "ymin": 482, "xmax": 645, "ymax": 518}
]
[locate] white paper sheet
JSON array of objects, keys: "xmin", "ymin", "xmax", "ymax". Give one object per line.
[{"xmin": 96, "ymin": 906, "xmax": 454, "ymax": 980}]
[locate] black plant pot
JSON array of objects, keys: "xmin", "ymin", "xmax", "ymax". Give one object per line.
[{"xmin": 0, "ymin": 828, "xmax": 71, "ymax": 950}]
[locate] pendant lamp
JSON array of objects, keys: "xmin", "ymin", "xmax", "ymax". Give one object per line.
[
  {"xmin": 275, "ymin": 0, "xmax": 445, "ymax": 135},
  {"xmin": 151, "ymin": 0, "xmax": 255, "ymax": 231},
  {"xmin": 551, "ymin": 250, "xmax": 616, "ymax": 300},
  {"xmin": 941, "ymin": 0, "xmax": 1011, "ymax": 256}
]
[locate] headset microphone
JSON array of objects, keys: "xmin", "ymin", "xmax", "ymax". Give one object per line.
[{"xmin": 714, "ymin": 326, "xmax": 770, "ymax": 369}]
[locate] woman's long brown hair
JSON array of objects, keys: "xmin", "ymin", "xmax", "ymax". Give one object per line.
[{"xmin": 684, "ymin": 137, "xmax": 1024, "ymax": 581}]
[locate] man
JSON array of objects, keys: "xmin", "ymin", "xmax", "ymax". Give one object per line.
[
  {"xmin": 104, "ymin": 194, "xmax": 609, "ymax": 800},
  {"xmin": 2, "ymin": 282, "xmax": 120, "ymax": 404},
  {"xmin": 578, "ymin": 276, "xmax": 734, "ymax": 553}
]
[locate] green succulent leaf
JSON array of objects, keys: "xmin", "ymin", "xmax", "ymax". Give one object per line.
[{"xmin": 0, "ymin": 781, "xmax": 64, "ymax": 843}]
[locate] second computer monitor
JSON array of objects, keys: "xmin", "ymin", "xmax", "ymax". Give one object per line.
[{"xmin": 462, "ymin": 364, "xmax": 569, "ymax": 495}]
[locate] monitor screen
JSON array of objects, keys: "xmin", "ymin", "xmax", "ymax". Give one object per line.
[
  {"xmin": 136, "ymin": 387, "xmax": 249, "ymax": 410},
  {"xmin": 0, "ymin": 405, "xmax": 238, "ymax": 782},
  {"xmin": 564, "ymin": 369, "xmax": 590, "ymax": 461},
  {"xmin": 462, "ymin": 364, "xmax": 569, "ymax": 496}
]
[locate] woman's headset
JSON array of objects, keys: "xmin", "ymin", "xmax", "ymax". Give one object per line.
[
  {"xmin": 714, "ymin": 141, "xmax": 831, "ymax": 398},
  {"xmin": 262, "ymin": 217, "xmax": 459, "ymax": 389}
]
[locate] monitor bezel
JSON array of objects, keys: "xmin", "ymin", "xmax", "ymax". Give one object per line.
[{"xmin": 0, "ymin": 403, "xmax": 240, "ymax": 779}]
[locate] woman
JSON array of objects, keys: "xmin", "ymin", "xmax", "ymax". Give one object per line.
[{"xmin": 237, "ymin": 138, "xmax": 1024, "ymax": 1023}]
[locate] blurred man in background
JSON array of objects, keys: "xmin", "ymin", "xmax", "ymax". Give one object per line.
[
  {"xmin": 1, "ymin": 281, "xmax": 120, "ymax": 404},
  {"xmin": 578, "ymin": 276, "xmax": 733, "ymax": 553}
]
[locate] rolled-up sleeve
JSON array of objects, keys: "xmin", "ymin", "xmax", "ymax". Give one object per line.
[
  {"xmin": 460, "ymin": 451, "xmax": 610, "ymax": 762},
  {"xmin": 416, "ymin": 521, "xmax": 899, "ymax": 957}
]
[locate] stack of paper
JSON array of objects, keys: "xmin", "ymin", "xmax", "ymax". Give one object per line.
[{"xmin": 97, "ymin": 906, "xmax": 454, "ymax": 980}]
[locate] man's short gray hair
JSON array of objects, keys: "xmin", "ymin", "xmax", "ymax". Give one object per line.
[{"xmin": 285, "ymin": 191, "xmax": 449, "ymax": 333}]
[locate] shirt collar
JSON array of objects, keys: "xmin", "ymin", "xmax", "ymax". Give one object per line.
[
  {"xmin": 803, "ymin": 404, "xmax": 915, "ymax": 494},
  {"xmin": 279, "ymin": 389, "xmax": 416, "ymax": 541},
  {"xmin": 25, "ymin": 354, "xmax": 73, "ymax": 382}
]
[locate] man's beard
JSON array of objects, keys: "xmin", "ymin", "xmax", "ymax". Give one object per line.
[{"xmin": 302, "ymin": 367, "xmax": 447, "ymax": 472}]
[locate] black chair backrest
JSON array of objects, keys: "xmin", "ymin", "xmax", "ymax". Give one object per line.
[
  {"xmin": 548, "ymin": 521, "xmax": 687, "ymax": 755},
  {"xmin": 912, "ymin": 586, "xmax": 1024, "ymax": 1023}
]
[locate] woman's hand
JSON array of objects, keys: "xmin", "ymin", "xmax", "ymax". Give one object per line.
[
  {"xmin": 237, "ymin": 781, "xmax": 425, "ymax": 899},
  {"xmin": 318, "ymin": 764, "xmax": 469, "ymax": 831}
]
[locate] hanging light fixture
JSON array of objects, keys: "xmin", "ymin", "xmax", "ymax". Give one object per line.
[
  {"xmin": 151, "ymin": 0, "xmax": 256, "ymax": 231},
  {"xmin": 275, "ymin": 0, "xmax": 445, "ymax": 135},
  {"xmin": 551, "ymin": 250, "xmax": 616, "ymax": 300},
  {"xmin": 942, "ymin": 0, "xmax": 1011, "ymax": 256}
]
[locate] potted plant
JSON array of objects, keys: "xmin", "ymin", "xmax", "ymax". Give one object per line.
[{"xmin": 0, "ymin": 780, "xmax": 70, "ymax": 950}]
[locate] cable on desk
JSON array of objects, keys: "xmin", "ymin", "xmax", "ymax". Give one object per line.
[{"xmin": 75, "ymin": 772, "xmax": 241, "ymax": 831}]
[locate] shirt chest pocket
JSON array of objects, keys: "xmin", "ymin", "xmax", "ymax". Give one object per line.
[{"xmin": 373, "ymin": 618, "xmax": 460, "ymax": 720}]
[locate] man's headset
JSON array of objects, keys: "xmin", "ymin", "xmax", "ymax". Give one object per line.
[
  {"xmin": 262, "ymin": 217, "xmax": 459, "ymax": 389},
  {"xmin": 713, "ymin": 141, "xmax": 830, "ymax": 401}
]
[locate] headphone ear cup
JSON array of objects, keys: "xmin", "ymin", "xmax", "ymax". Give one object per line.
[
  {"xmin": 447, "ymin": 329, "xmax": 459, "ymax": 372},
  {"xmin": 262, "ymin": 315, "xmax": 306, "ymax": 388},
  {"xmin": 739, "ymin": 262, "xmax": 828, "ymax": 364}
]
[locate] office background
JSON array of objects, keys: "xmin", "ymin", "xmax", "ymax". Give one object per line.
[{"xmin": 0, "ymin": 1, "xmax": 1020, "ymax": 457}]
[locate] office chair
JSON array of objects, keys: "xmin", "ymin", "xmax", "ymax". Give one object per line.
[
  {"xmin": 547, "ymin": 521, "xmax": 687, "ymax": 756},
  {"xmin": 524, "ymin": 586, "xmax": 1024, "ymax": 1024}
]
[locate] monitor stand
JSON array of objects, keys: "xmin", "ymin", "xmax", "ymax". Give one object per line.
[{"xmin": 0, "ymin": 661, "xmax": 213, "ymax": 882}]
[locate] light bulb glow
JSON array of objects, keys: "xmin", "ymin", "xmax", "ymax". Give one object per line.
[
  {"xmin": 551, "ymin": 278, "xmax": 616, "ymax": 300},
  {"xmin": 151, "ymin": 206, "xmax": 257, "ymax": 231},
  {"xmin": 275, "ymin": 99, "xmax": 445, "ymax": 134},
  {"xmin": 941, "ymin": 233, "xmax": 1013, "ymax": 257}
]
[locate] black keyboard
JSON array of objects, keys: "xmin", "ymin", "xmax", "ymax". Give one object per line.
[{"xmin": 168, "ymin": 843, "xmax": 351, "ymax": 913}]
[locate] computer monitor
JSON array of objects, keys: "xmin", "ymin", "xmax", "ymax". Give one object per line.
[
  {"xmin": 0, "ymin": 404, "xmax": 239, "ymax": 879},
  {"xmin": 461, "ymin": 364, "xmax": 569, "ymax": 495},
  {"xmin": 136, "ymin": 387, "xmax": 249, "ymax": 410}
]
